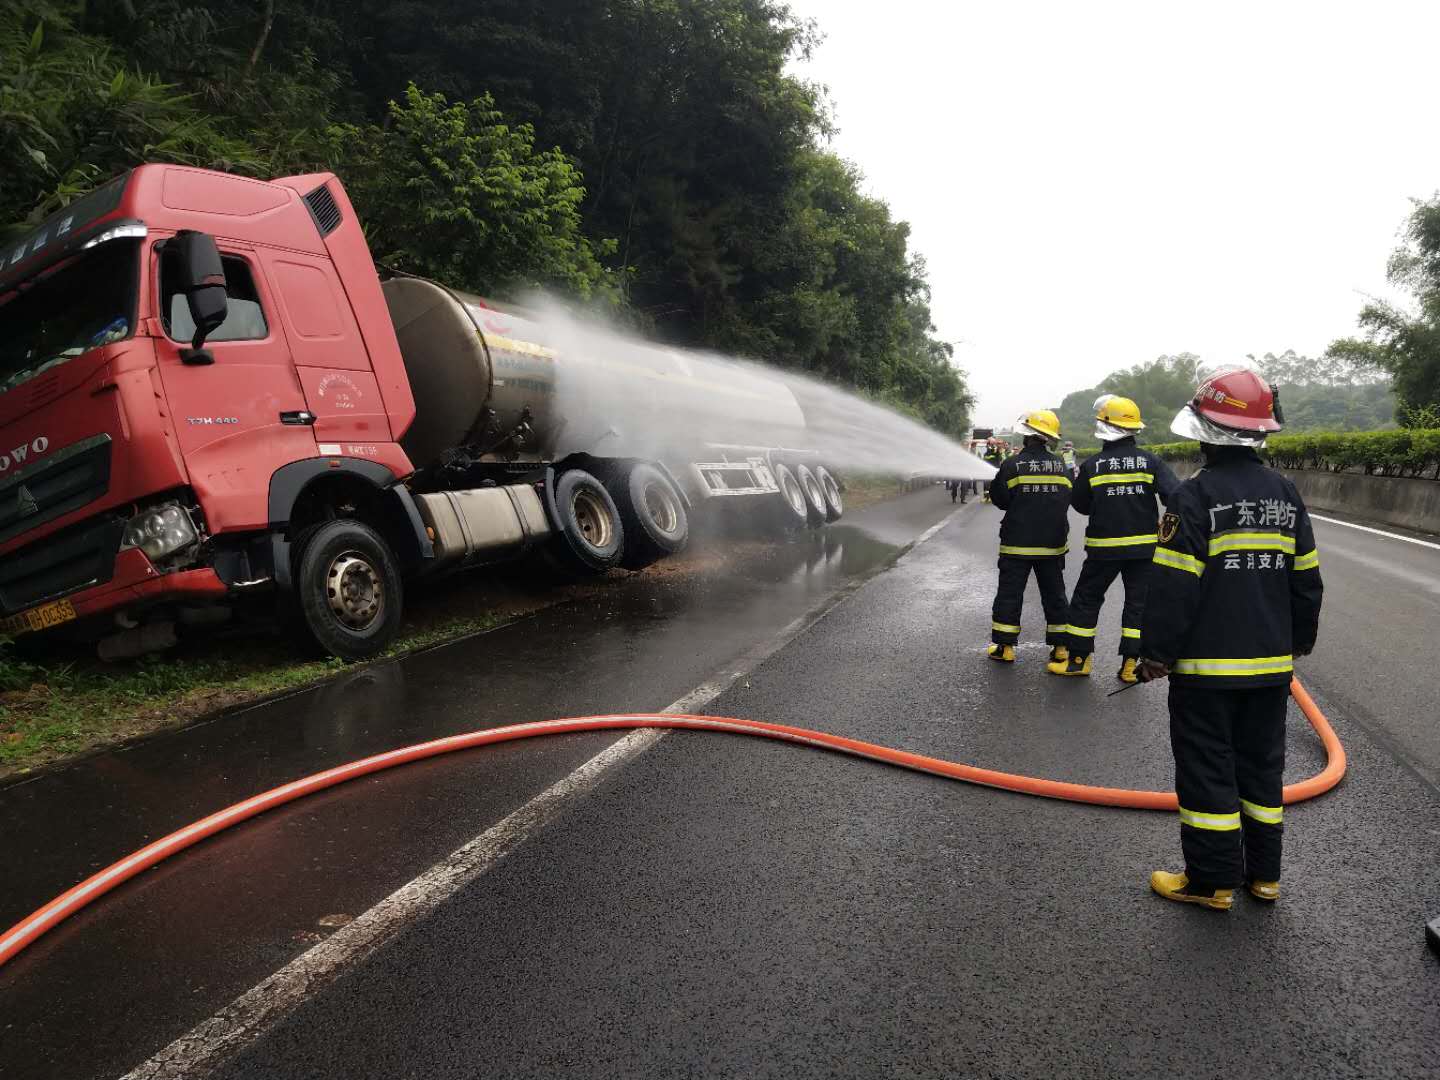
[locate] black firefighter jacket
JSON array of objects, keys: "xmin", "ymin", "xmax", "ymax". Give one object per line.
[
  {"xmin": 1141, "ymin": 447, "xmax": 1323, "ymax": 688},
  {"xmin": 988, "ymin": 445, "xmax": 1071, "ymax": 558},
  {"xmin": 1071, "ymin": 436, "xmax": 1181, "ymax": 561}
]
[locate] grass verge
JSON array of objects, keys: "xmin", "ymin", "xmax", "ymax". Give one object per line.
[
  {"xmin": 0, "ymin": 477, "xmax": 912, "ymax": 780},
  {"xmin": 0, "ymin": 610, "xmax": 512, "ymax": 781}
]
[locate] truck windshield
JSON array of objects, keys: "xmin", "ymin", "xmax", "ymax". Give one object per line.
[{"xmin": 0, "ymin": 239, "xmax": 139, "ymax": 394}]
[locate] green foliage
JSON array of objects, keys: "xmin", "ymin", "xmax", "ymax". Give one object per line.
[
  {"xmin": 0, "ymin": 635, "xmax": 44, "ymax": 693},
  {"xmin": 1056, "ymin": 354, "xmax": 1202, "ymax": 445},
  {"xmin": 1056, "ymin": 351, "xmax": 1394, "ymax": 445},
  {"xmin": 1401, "ymin": 401, "xmax": 1440, "ymax": 429},
  {"xmin": 1145, "ymin": 440, "xmax": 1202, "ymax": 464},
  {"xmin": 0, "ymin": 0, "xmax": 255, "ymax": 232},
  {"xmin": 1146, "ymin": 429, "xmax": 1440, "ymax": 479},
  {"xmin": 1329, "ymin": 195, "xmax": 1440, "ymax": 424},
  {"xmin": 0, "ymin": 0, "xmax": 971, "ymax": 433},
  {"xmin": 329, "ymin": 85, "xmax": 617, "ymax": 299}
]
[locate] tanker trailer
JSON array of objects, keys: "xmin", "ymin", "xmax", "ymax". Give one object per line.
[{"xmin": 381, "ymin": 278, "xmax": 843, "ymax": 581}]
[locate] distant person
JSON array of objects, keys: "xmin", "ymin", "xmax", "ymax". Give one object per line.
[
  {"xmin": 1060, "ymin": 440, "xmax": 1078, "ymax": 477},
  {"xmin": 986, "ymin": 410, "xmax": 1071, "ymax": 665},
  {"xmin": 981, "ymin": 440, "xmax": 1004, "ymax": 502},
  {"xmin": 1137, "ymin": 368, "xmax": 1323, "ymax": 911},
  {"xmin": 1049, "ymin": 395, "xmax": 1179, "ymax": 682}
]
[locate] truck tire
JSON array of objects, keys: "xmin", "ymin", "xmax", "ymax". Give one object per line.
[
  {"xmin": 547, "ymin": 468, "xmax": 625, "ymax": 575},
  {"xmin": 290, "ymin": 519, "xmax": 404, "ymax": 661},
  {"xmin": 606, "ymin": 463, "xmax": 688, "ymax": 570},
  {"xmin": 794, "ymin": 464, "xmax": 828, "ymax": 527},
  {"xmin": 813, "ymin": 465, "xmax": 844, "ymax": 522},
  {"xmin": 772, "ymin": 463, "xmax": 811, "ymax": 531}
]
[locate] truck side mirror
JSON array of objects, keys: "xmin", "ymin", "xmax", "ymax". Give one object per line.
[{"xmin": 172, "ymin": 230, "xmax": 227, "ymax": 364}]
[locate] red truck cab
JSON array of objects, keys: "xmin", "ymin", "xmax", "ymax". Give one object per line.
[
  {"xmin": 2, "ymin": 165, "xmax": 845, "ymax": 660},
  {"xmin": 0, "ymin": 165, "xmax": 425, "ymax": 654}
]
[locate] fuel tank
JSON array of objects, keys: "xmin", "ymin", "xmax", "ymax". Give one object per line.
[{"xmin": 380, "ymin": 277, "xmax": 806, "ymax": 468}]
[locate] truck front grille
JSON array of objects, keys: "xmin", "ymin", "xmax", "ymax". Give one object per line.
[
  {"xmin": 0, "ymin": 513, "xmax": 125, "ymax": 616},
  {"xmin": 0, "ymin": 433, "xmax": 112, "ymax": 546}
]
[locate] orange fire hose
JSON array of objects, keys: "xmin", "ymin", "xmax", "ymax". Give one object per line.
[{"xmin": 0, "ymin": 677, "xmax": 1343, "ymax": 971}]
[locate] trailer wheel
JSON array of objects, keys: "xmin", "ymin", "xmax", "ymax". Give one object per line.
[
  {"xmin": 548, "ymin": 468, "xmax": 625, "ymax": 576},
  {"xmin": 290, "ymin": 519, "xmax": 404, "ymax": 660},
  {"xmin": 772, "ymin": 464, "xmax": 811, "ymax": 531},
  {"xmin": 794, "ymin": 464, "xmax": 828, "ymax": 527},
  {"xmin": 813, "ymin": 465, "xmax": 844, "ymax": 522},
  {"xmin": 607, "ymin": 463, "xmax": 688, "ymax": 570}
]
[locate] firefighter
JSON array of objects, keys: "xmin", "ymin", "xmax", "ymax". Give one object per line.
[
  {"xmin": 1060, "ymin": 440, "xmax": 1078, "ymax": 478},
  {"xmin": 1048, "ymin": 395, "xmax": 1180, "ymax": 681},
  {"xmin": 1137, "ymin": 368, "xmax": 1322, "ymax": 911},
  {"xmin": 981, "ymin": 440, "xmax": 1004, "ymax": 502},
  {"xmin": 986, "ymin": 410, "xmax": 1071, "ymax": 664}
]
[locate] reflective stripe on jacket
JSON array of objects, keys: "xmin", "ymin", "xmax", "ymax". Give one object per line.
[
  {"xmin": 989, "ymin": 445, "xmax": 1071, "ymax": 558},
  {"xmin": 1070, "ymin": 436, "xmax": 1181, "ymax": 561},
  {"xmin": 1140, "ymin": 447, "xmax": 1323, "ymax": 688}
]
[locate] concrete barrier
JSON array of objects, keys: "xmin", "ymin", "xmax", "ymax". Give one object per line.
[{"xmin": 1171, "ymin": 461, "xmax": 1440, "ymax": 535}]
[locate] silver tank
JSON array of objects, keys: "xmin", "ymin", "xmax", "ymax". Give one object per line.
[{"xmin": 382, "ymin": 277, "xmax": 807, "ymax": 468}]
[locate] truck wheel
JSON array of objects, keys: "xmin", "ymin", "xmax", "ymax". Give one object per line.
[
  {"xmin": 794, "ymin": 464, "xmax": 828, "ymax": 527},
  {"xmin": 548, "ymin": 468, "xmax": 625, "ymax": 575},
  {"xmin": 607, "ymin": 463, "xmax": 688, "ymax": 570},
  {"xmin": 772, "ymin": 464, "xmax": 811, "ymax": 531},
  {"xmin": 813, "ymin": 465, "xmax": 844, "ymax": 521},
  {"xmin": 291, "ymin": 519, "xmax": 404, "ymax": 661}
]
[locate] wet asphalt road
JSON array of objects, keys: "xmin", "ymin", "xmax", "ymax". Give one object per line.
[
  {"xmin": 5, "ymin": 489, "xmax": 1440, "ymax": 1078},
  {"xmin": 0, "ymin": 489, "xmax": 951, "ymax": 1080}
]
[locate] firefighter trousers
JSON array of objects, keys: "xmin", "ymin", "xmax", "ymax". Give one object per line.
[
  {"xmin": 1065, "ymin": 557, "xmax": 1150, "ymax": 658},
  {"xmin": 991, "ymin": 556, "xmax": 1068, "ymax": 646},
  {"xmin": 1168, "ymin": 682, "xmax": 1288, "ymax": 889}
]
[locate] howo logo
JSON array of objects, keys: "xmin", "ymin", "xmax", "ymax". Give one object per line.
[{"xmin": 0, "ymin": 436, "xmax": 49, "ymax": 473}]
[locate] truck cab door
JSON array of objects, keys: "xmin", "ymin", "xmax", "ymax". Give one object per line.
[
  {"xmin": 151, "ymin": 240, "xmax": 316, "ymax": 533},
  {"xmin": 257, "ymin": 248, "xmax": 392, "ymax": 459}
]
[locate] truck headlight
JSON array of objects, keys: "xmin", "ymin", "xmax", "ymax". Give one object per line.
[{"xmin": 122, "ymin": 502, "xmax": 199, "ymax": 562}]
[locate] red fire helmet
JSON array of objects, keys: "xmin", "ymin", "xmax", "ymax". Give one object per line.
[{"xmin": 1171, "ymin": 367, "xmax": 1282, "ymax": 444}]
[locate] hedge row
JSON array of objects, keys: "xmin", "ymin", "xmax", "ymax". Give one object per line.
[{"xmin": 1142, "ymin": 428, "xmax": 1440, "ymax": 479}]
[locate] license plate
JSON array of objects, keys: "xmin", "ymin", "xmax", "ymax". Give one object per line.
[{"xmin": 0, "ymin": 598, "xmax": 78, "ymax": 636}]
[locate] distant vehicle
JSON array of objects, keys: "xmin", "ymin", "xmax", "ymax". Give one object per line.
[{"xmin": 0, "ymin": 166, "xmax": 847, "ymax": 660}]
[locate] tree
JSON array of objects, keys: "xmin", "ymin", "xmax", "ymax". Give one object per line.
[
  {"xmin": 1329, "ymin": 195, "xmax": 1440, "ymax": 427},
  {"xmin": 1056, "ymin": 354, "xmax": 1200, "ymax": 444},
  {"xmin": 329, "ymin": 85, "xmax": 617, "ymax": 300},
  {"xmin": 1056, "ymin": 350, "xmax": 1396, "ymax": 441},
  {"xmin": 1, "ymin": 0, "xmax": 974, "ymax": 436},
  {"xmin": 1251, "ymin": 351, "xmax": 1394, "ymax": 431},
  {"xmin": 0, "ymin": 0, "xmax": 253, "ymax": 233}
]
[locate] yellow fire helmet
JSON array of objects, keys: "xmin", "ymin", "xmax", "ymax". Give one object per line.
[
  {"xmin": 1093, "ymin": 394, "xmax": 1145, "ymax": 441},
  {"xmin": 1015, "ymin": 409, "xmax": 1062, "ymax": 443}
]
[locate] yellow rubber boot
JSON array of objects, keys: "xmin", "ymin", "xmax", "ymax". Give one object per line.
[
  {"xmin": 987, "ymin": 643, "xmax": 1015, "ymax": 663},
  {"xmin": 1248, "ymin": 879, "xmax": 1280, "ymax": 902},
  {"xmin": 1118, "ymin": 657, "xmax": 1139, "ymax": 684},
  {"xmin": 1150, "ymin": 870, "xmax": 1234, "ymax": 911},
  {"xmin": 1047, "ymin": 653, "xmax": 1092, "ymax": 677}
]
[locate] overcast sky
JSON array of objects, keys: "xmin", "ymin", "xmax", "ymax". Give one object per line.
[{"xmin": 783, "ymin": 0, "xmax": 1440, "ymax": 430}]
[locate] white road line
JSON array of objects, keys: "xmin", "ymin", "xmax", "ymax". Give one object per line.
[
  {"xmin": 119, "ymin": 728, "xmax": 664, "ymax": 1080},
  {"xmin": 1310, "ymin": 513, "xmax": 1440, "ymax": 552},
  {"xmin": 119, "ymin": 507, "xmax": 960, "ymax": 1079}
]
